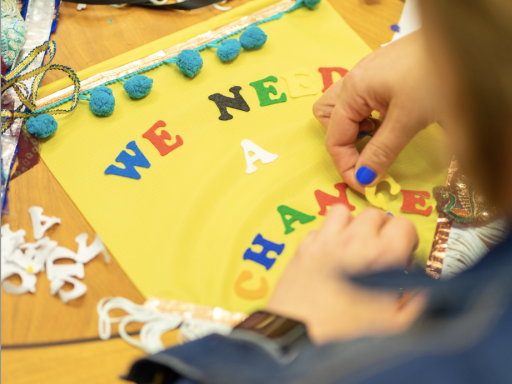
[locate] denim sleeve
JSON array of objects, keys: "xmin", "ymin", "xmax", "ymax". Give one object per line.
[{"xmin": 124, "ymin": 331, "xmax": 289, "ymax": 384}]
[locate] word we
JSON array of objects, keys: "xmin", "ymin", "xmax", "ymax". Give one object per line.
[
  {"xmin": 234, "ymin": 183, "xmax": 433, "ymax": 301},
  {"xmin": 104, "ymin": 120, "xmax": 183, "ymax": 180}
]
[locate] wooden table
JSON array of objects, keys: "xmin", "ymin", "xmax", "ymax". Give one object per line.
[{"xmin": 1, "ymin": 1, "xmax": 404, "ymax": 382}]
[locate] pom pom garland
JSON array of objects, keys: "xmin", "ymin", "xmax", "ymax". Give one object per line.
[
  {"xmin": 239, "ymin": 27, "xmax": 267, "ymax": 50},
  {"xmin": 33, "ymin": 0, "xmax": 321, "ymax": 136},
  {"xmin": 89, "ymin": 86, "xmax": 116, "ymax": 116},
  {"xmin": 216, "ymin": 39, "xmax": 242, "ymax": 62},
  {"xmin": 176, "ymin": 49, "xmax": 203, "ymax": 77},
  {"xmin": 123, "ymin": 75, "xmax": 154, "ymax": 99},
  {"xmin": 26, "ymin": 114, "xmax": 58, "ymax": 138}
]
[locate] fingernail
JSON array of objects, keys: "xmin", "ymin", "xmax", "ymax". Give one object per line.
[
  {"xmin": 358, "ymin": 131, "xmax": 371, "ymax": 139},
  {"xmin": 356, "ymin": 166, "xmax": 376, "ymax": 185}
]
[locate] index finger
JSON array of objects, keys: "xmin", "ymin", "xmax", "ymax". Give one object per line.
[{"xmin": 326, "ymin": 87, "xmax": 374, "ymax": 194}]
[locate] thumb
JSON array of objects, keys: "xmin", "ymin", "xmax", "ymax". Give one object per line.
[{"xmin": 354, "ymin": 106, "xmax": 421, "ymax": 187}]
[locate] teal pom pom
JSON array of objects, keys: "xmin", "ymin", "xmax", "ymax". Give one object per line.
[
  {"xmin": 26, "ymin": 114, "xmax": 58, "ymax": 138},
  {"xmin": 240, "ymin": 27, "xmax": 267, "ymax": 50},
  {"xmin": 217, "ymin": 39, "xmax": 241, "ymax": 62},
  {"xmin": 123, "ymin": 75, "xmax": 153, "ymax": 99},
  {"xmin": 304, "ymin": 0, "xmax": 321, "ymax": 9},
  {"xmin": 176, "ymin": 49, "xmax": 203, "ymax": 77},
  {"xmin": 89, "ymin": 86, "xmax": 115, "ymax": 116},
  {"xmin": 90, "ymin": 86, "xmax": 112, "ymax": 96}
]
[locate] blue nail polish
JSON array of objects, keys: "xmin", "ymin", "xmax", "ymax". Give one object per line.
[
  {"xmin": 387, "ymin": 212, "xmax": 394, "ymax": 217},
  {"xmin": 356, "ymin": 166, "xmax": 376, "ymax": 185}
]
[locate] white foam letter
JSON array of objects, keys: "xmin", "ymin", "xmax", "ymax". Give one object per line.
[
  {"xmin": 28, "ymin": 207, "xmax": 61, "ymax": 240},
  {"xmin": 241, "ymin": 139, "xmax": 278, "ymax": 174}
]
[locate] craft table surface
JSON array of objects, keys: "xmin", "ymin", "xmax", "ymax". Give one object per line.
[{"xmin": 1, "ymin": 1, "xmax": 404, "ymax": 382}]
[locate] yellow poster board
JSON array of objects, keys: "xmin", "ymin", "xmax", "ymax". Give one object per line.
[{"xmin": 40, "ymin": 0, "xmax": 449, "ymax": 314}]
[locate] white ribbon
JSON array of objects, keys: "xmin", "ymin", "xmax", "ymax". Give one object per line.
[{"xmin": 97, "ymin": 297, "xmax": 233, "ymax": 354}]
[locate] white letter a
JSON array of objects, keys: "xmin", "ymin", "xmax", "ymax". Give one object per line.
[{"xmin": 241, "ymin": 139, "xmax": 278, "ymax": 174}]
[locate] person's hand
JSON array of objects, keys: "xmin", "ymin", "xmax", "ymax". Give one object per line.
[
  {"xmin": 266, "ymin": 205, "xmax": 427, "ymax": 344},
  {"xmin": 313, "ymin": 32, "xmax": 438, "ymax": 194}
]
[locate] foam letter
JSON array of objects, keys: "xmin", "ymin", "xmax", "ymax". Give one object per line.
[
  {"xmin": 75, "ymin": 233, "xmax": 110, "ymax": 263},
  {"xmin": 241, "ymin": 139, "xmax": 278, "ymax": 174},
  {"xmin": 142, "ymin": 120, "xmax": 183, "ymax": 156},
  {"xmin": 243, "ymin": 234, "xmax": 285, "ymax": 270},
  {"xmin": 1, "ymin": 224, "xmax": 26, "ymax": 258},
  {"xmin": 400, "ymin": 190, "xmax": 433, "ymax": 217},
  {"xmin": 315, "ymin": 183, "xmax": 355, "ymax": 215},
  {"xmin": 46, "ymin": 246, "xmax": 85, "ymax": 281},
  {"xmin": 208, "ymin": 86, "xmax": 250, "ymax": 121},
  {"xmin": 318, "ymin": 67, "xmax": 349, "ymax": 93},
  {"xmin": 16, "ymin": 237, "xmax": 58, "ymax": 274},
  {"xmin": 28, "ymin": 206, "xmax": 61, "ymax": 240},
  {"xmin": 249, "ymin": 75, "xmax": 287, "ymax": 106},
  {"xmin": 365, "ymin": 174, "xmax": 401, "ymax": 211},
  {"xmin": 234, "ymin": 270, "xmax": 269, "ymax": 300},
  {"xmin": 50, "ymin": 276, "xmax": 87, "ymax": 303},
  {"xmin": 277, "ymin": 205, "xmax": 316, "ymax": 234},
  {"xmin": 1, "ymin": 262, "xmax": 37, "ymax": 294},
  {"xmin": 280, "ymin": 69, "xmax": 318, "ymax": 98},
  {"xmin": 105, "ymin": 140, "xmax": 150, "ymax": 180}
]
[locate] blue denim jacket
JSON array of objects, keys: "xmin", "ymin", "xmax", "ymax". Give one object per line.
[{"xmin": 126, "ymin": 233, "xmax": 512, "ymax": 384}]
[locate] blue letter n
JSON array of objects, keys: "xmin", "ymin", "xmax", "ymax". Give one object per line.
[
  {"xmin": 105, "ymin": 140, "xmax": 151, "ymax": 180},
  {"xmin": 243, "ymin": 234, "xmax": 285, "ymax": 270}
]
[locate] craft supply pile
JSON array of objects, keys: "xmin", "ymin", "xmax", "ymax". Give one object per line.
[{"xmin": 1, "ymin": 207, "xmax": 109, "ymax": 303}]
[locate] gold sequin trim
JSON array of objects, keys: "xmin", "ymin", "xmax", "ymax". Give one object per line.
[{"xmin": 144, "ymin": 296, "xmax": 247, "ymax": 326}]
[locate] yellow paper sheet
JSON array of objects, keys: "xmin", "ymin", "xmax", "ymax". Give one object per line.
[{"xmin": 40, "ymin": 0, "xmax": 449, "ymax": 314}]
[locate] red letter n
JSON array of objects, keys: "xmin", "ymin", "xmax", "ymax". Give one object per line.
[
  {"xmin": 314, "ymin": 183, "xmax": 355, "ymax": 216},
  {"xmin": 318, "ymin": 67, "xmax": 349, "ymax": 93},
  {"xmin": 142, "ymin": 120, "xmax": 183, "ymax": 156}
]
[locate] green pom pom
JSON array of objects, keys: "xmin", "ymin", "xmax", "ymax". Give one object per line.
[
  {"xmin": 89, "ymin": 86, "xmax": 115, "ymax": 116},
  {"xmin": 26, "ymin": 114, "xmax": 58, "ymax": 138},
  {"xmin": 176, "ymin": 49, "xmax": 203, "ymax": 77},
  {"xmin": 240, "ymin": 27, "xmax": 267, "ymax": 50},
  {"xmin": 123, "ymin": 75, "xmax": 153, "ymax": 99}
]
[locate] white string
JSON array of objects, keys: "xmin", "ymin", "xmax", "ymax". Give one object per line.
[
  {"xmin": 213, "ymin": 0, "xmax": 231, "ymax": 11},
  {"xmin": 97, "ymin": 297, "xmax": 233, "ymax": 354},
  {"xmin": 140, "ymin": 316, "xmax": 183, "ymax": 354},
  {"xmin": 178, "ymin": 318, "xmax": 232, "ymax": 344},
  {"xmin": 98, "ymin": 297, "xmax": 182, "ymax": 354},
  {"xmin": 98, "ymin": 297, "xmax": 159, "ymax": 340}
]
